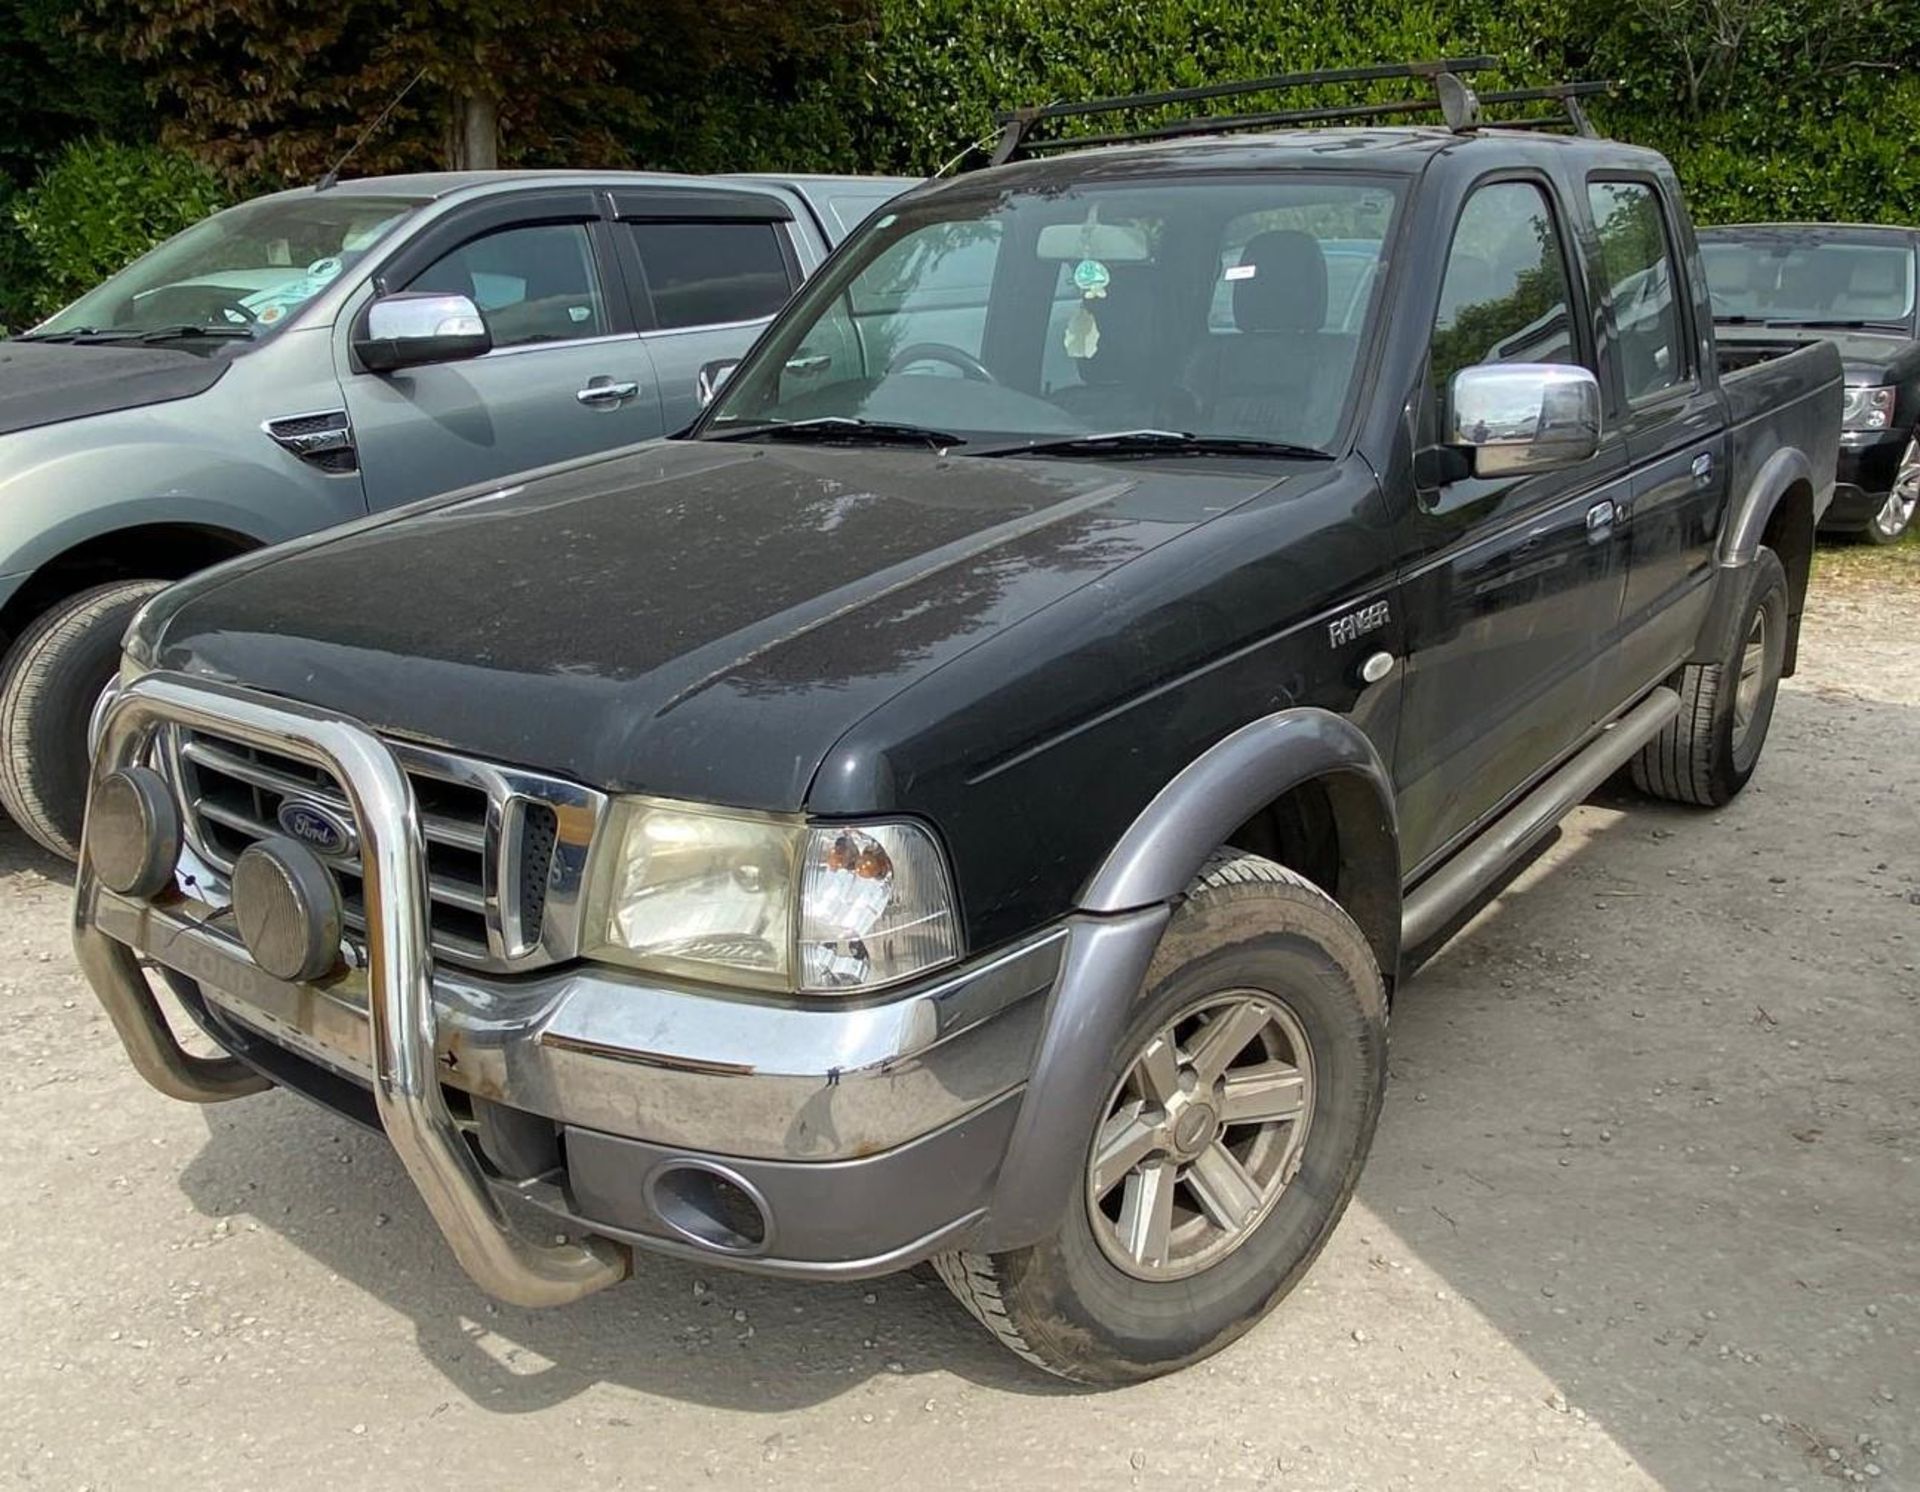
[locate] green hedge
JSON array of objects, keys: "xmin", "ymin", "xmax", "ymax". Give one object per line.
[
  {"xmin": 660, "ymin": 0, "xmax": 1920, "ymax": 230},
  {"xmin": 7, "ymin": 138, "xmax": 225, "ymax": 326},
  {"xmin": 9, "ymin": 0, "xmax": 1920, "ymax": 326}
]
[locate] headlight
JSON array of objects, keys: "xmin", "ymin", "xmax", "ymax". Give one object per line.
[
  {"xmin": 582, "ymin": 801, "xmax": 959, "ymax": 994},
  {"xmin": 1842, "ymin": 384, "xmax": 1897, "ymax": 432}
]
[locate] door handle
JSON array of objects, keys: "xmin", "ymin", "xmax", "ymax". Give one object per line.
[
  {"xmin": 783, "ymin": 354, "xmax": 831, "ymax": 376},
  {"xmin": 1585, "ymin": 499, "xmax": 1616, "ymax": 534},
  {"xmin": 1691, "ymin": 451, "xmax": 1715, "ymax": 487},
  {"xmin": 576, "ymin": 379, "xmax": 640, "ymax": 407}
]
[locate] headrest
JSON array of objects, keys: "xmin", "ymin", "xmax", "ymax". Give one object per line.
[
  {"xmin": 1849, "ymin": 254, "xmax": 1904, "ymax": 296},
  {"xmin": 1232, "ymin": 230, "xmax": 1328, "ymax": 333}
]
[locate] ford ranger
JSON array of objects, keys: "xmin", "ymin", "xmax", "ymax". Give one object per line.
[
  {"xmin": 73, "ymin": 62, "xmax": 1840, "ymax": 1383},
  {"xmin": 0, "ymin": 167, "xmax": 910, "ymax": 858}
]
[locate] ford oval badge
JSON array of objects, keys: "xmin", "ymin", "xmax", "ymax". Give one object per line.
[{"xmin": 276, "ymin": 798, "xmax": 356, "ymax": 859}]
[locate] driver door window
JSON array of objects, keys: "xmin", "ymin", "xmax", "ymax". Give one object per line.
[
  {"xmin": 405, "ymin": 222, "xmax": 608, "ymax": 348},
  {"xmin": 1431, "ymin": 182, "xmax": 1579, "ymax": 393}
]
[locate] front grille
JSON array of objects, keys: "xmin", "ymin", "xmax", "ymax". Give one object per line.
[{"xmin": 168, "ymin": 727, "xmax": 586, "ymax": 971}]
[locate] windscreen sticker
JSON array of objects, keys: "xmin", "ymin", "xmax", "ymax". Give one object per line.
[{"xmin": 1225, "ymin": 263, "xmax": 1257, "ymax": 281}]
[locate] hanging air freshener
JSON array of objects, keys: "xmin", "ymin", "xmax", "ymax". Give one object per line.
[
  {"xmin": 1064, "ymin": 254, "xmax": 1111, "ymax": 357},
  {"xmin": 1064, "ymin": 302, "xmax": 1101, "ymax": 358},
  {"xmin": 1072, "ymin": 257, "xmax": 1111, "ymax": 298}
]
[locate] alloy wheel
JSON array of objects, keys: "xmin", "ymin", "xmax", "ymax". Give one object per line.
[
  {"xmin": 1873, "ymin": 438, "xmax": 1920, "ymax": 542},
  {"xmin": 1086, "ymin": 990, "xmax": 1316, "ymax": 1281},
  {"xmin": 1733, "ymin": 607, "xmax": 1768, "ymax": 746}
]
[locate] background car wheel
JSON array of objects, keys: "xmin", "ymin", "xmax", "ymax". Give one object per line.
[
  {"xmin": 1629, "ymin": 547, "xmax": 1788, "ymax": 808},
  {"xmin": 0, "ymin": 579, "xmax": 169, "ymax": 859},
  {"xmin": 934, "ymin": 850, "xmax": 1388, "ymax": 1385},
  {"xmin": 1863, "ymin": 437, "xmax": 1919, "ymax": 545}
]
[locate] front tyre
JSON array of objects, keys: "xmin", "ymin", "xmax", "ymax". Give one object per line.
[
  {"xmin": 0, "ymin": 579, "xmax": 169, "ymax": 859},
  {"xmin": 1629, "ymin": 547, "xmax": 1788, "ymax": 808},
  {"xmin": 935, "ymin": 852, "xmax": 1388, "ymax": 1384}
]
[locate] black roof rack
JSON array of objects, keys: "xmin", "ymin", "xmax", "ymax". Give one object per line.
[{"xmin": 984, "ymin": 58, "xmax": 1612, "ymax": 166}]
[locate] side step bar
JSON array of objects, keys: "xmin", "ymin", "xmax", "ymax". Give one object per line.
[{"xmin": 1401, "ymin": 686, "xmax": 1679, "ymax": 951}]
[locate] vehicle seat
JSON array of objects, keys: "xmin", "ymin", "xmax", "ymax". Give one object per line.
[
  {"xmin": 1052, "ymin": 272, "xmax": 1195, "ymax": 429},
  {"xmin": 1182, "ymin": 230, "xmax": 1356, "ymax": 444},
  {"xmin": 1834, "ymin": 254, "xmax": 1907, "ymax": 318}
]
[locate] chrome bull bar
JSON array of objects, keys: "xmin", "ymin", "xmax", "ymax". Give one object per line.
[{"xmin": 74, "ymin": 671, "xmax": 629, "ymax": 1308}]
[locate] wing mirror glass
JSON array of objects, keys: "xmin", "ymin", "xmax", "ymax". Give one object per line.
[
  {"xmin": 697, "ymin": 358, "xmax": 741, "ymax": 407},
  {"xmin": 1448, "ymin": 363, "xmax": 1602, "ymax": 478},
  {"xmin": 355, "ymin": 292, "xmax": 492, "ymax": 373}
]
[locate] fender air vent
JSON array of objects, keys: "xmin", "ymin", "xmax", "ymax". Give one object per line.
[{"xmin": 264, "ymin": 409, "xmax": 357, "ymax": 474}]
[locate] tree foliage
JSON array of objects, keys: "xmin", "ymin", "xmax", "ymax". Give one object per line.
[
  {"xmin": 12, "ymin": 0, "xmax": 1920, "ymax": 326},
  {"xmin": 10, "ymin": 138, "xmax": 225, "ymax": 320},
  {"xmin": 82, "ymin": 0, "xmax": 869, "ymax": 187}
]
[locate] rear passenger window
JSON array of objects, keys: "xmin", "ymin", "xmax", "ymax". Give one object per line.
[
  {"xmin": 629, "ymin": 221, "xmax": 794, "ymax": 330},
  {"xmin": 1431, "ymin": 182, "xmax": 1579, "ymax": 391},
  {"xmin": 406, "ymin": 222, "xmax": 607, "ymax": 348},
  {"xmin": 1588, "ymin": 180, "xmax": 1689, "ymax": 402}
]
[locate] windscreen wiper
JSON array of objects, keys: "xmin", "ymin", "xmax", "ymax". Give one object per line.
[
  {"xmin": 705, "ymin": 416, "xmax": 966, "ymax": 451},
  {"xmin": 15, "ymin": 326, "xmax": 140, "ymax": 343},
  {"xmin": 1766, "ymin": 317, "xmax": 1908, "ymax": 332},
  {"xmin": 136, "ymin": 323, "xmax": 255, "ymax": 343},
  {"xmin": 976, "ymin": 429, "xmax": 1334, "ymax": 461}
]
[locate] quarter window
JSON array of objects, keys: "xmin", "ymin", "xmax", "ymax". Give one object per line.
[
  {"xmin": 1589, "ymin": 180, "xmax": 1689, "ymax": 402},
  {"xmin": 629, "ymin": 221, "xmax": 794, "ymax": 330},
  {"xmin": 405, "ymin": 222, "xmax": 608, "ymax": 348},
  {"xmin": 1432, "ymin": 182, "xmax": 1579, "ymax": 392}
]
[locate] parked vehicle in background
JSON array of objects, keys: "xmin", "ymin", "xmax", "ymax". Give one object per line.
[
  {"xmin": 75, "ymin": 62, "xmax": 1839, "ymax": 1385},
  {"xmin": 1701, "ymin": 223, "xmax": 1920, "ymax": 543},
  {"xmin": 0, "ymin": 168, "xmax": 912, "ymax": 858}
]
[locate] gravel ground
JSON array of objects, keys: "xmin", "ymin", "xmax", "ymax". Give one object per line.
[{"xmin": 2, "ymin": 562, "xmax": 1916, "ymax": 1491}]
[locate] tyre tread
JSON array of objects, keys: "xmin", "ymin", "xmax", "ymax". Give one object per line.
[
  {"xmin": 0, "ymin": 579, "xmax": 167, "ymax": 858},
  {"xmin": 932, "ymin": 851, "xmax": 1380, "ymax": 1383}
]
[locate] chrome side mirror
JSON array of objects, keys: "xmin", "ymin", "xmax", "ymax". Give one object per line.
[
  {"xmin": 696, "ymin": 358, "xmax": 741, "ymax": 407},
  {"xmin": 355, "ymin": 292, "xmax": 492, "ymax": 373},
  {"xmin": 1448, "ymin": 363, "xmax": 1602, "ymax": 478}
]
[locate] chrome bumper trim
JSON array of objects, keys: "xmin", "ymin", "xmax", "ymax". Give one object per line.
[
  {"xmin": 86, "ymin": 881, "xmax": 1063, "ymax": 1161},
  {"xmin": 77, "ymin": 672, "xmax": 629, "ymax": 1308}
]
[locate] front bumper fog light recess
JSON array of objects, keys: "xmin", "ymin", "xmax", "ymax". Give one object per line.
[
  {"xmin": 87, "ymin": 765, "xmax": 181, "ymax": 899},
  {"xmin": 231, "ymin": 836, "xmax": 345, "ymax": 984}
]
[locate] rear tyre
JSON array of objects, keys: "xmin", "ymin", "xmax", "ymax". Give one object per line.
[
  {"xmin": 0, "ymin": 579, "xmax": 169, "ymax": 859},
  {"xmin": 1629, "ymin": 547, "xmax": 1787, "ymax": 808},
  {"xmin": 934, "ymin": 851, "xmax": 1388, "ymax": 1384}
]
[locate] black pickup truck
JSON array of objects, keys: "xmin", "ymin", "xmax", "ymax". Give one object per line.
[{"xmin": 74, "ymin": 62, "xmax": 1840, "ymax": 1384}]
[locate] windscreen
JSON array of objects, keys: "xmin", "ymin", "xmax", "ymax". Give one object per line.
[
  {"xmin": 1702, "ymin": 233, "xmax": 1917, "ymax": 327},
  {"xmin": 33, "ymin": 192, "xmax": 423, "ymax": 344},
  {"xmin": 703, "ymin": 173, "xmax": 1403, "ymax": 452}
]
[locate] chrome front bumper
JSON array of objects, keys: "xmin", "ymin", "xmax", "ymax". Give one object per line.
[{"xmin": 75, "ymin": 673, "xmax": 1077, "ymax": 1296}]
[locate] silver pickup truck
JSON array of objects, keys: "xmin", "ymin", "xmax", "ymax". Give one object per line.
[{"xmin": 0, "ymin": 168, "xmax": 910, "ymax": 858}]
